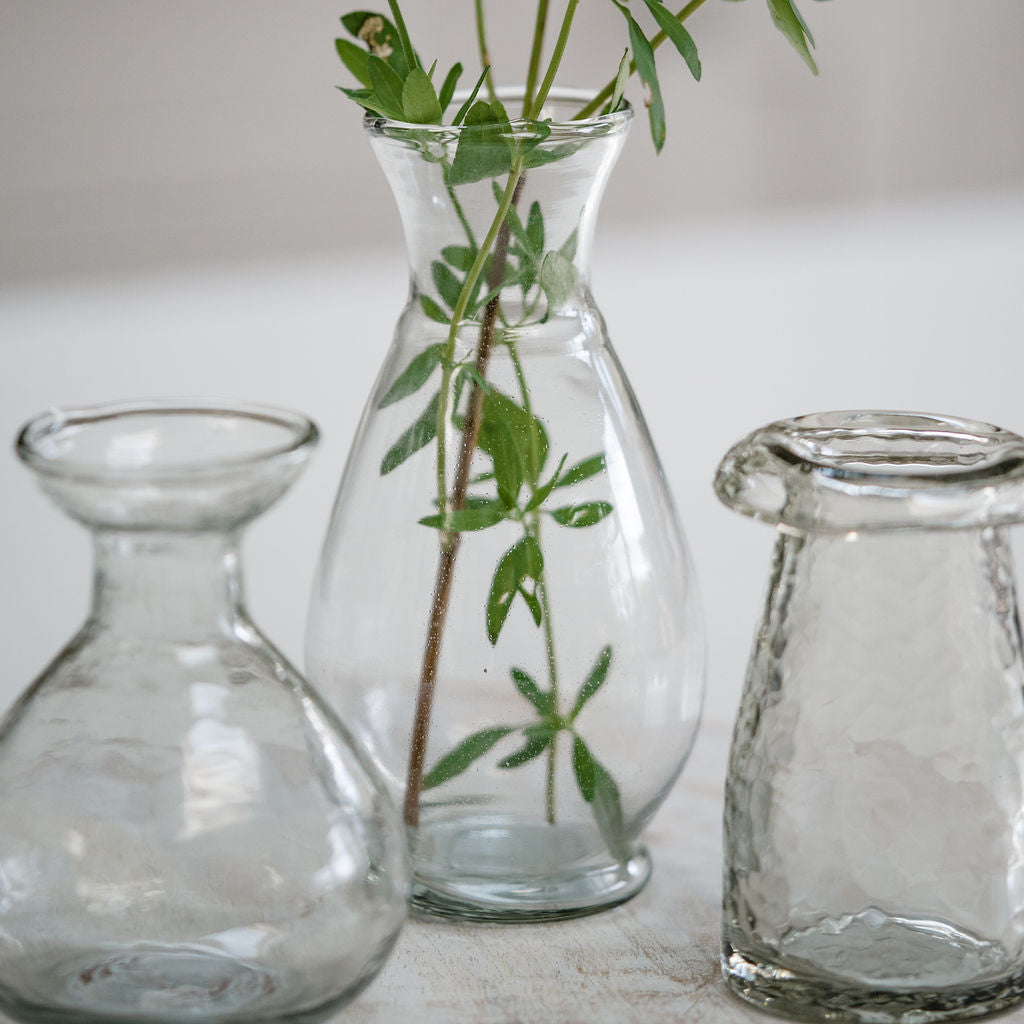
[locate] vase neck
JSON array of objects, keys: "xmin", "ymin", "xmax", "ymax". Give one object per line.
[
  {"xmin": 367, "ymin": 108, "xmax": 629, "ymax": 320},
  {"xmin": 90, "ymin": 530, "xmax": 245, "ymax": 640}
]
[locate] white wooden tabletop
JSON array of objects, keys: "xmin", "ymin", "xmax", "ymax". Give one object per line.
[
  {"xmin": 340, "ymin": 716, "xmax": 738, "ymax": 1023},
  {"xmin": 335, "ymin": 713, "xmax": 1024, "ymax": 1023}
]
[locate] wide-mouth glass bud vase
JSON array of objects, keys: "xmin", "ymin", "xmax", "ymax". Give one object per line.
[
  {"xmin": 307, "ymin": 91, "xmax": 705, "ymax": 920},
  {"xmin": 5, "ymin": 400, "xmax": 409, "ymax": 1024},
  {"xmin": 715, "ymin": 410, "xmax": 1024, "ymax": 1022}
]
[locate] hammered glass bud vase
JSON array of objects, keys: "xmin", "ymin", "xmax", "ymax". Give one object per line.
[
  {"xmin": 306, "ymin": 90, "xmax": 705, "ymax": 920},
  {"xmin": 3, "ymin": 400, "xmax": 409, "ymax": 1024},
  {"xmin": 715, "ymin": 410, "xmax": 1024, "ymax": 1022}
]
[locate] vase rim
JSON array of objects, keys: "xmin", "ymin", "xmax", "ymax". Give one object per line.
[
  {"xmin": 16, "ymin": 398, "xmax": 320, "ymax": 485},
  {"xmin": 363, "ymin": 85, "xmax": 632, "ymax": 142},
  {"xmin": 714, "ymin": 409, "xmax": 1024, "ymax": 532}
]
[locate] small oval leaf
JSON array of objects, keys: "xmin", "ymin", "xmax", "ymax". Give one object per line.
[
  {"xmin": 550, "ymin": 501, "xmax": 613, "ymax": 528},
  {"xmin": 423, "ymin": 726, "xmax": 515, "ymax": 789}
]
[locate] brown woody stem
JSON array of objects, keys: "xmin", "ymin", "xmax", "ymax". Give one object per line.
[{"xmin": 403, "ymin": 176, "xmax": 527, "ymax": 829}]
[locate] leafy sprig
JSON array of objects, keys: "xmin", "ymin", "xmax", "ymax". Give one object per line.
[
  {"xmin": 421, "ymin": 646, "xmax": 628, "ymax": 858},
  {"xmin": 335, "ymin": 0, "xmax": 830, "ymax": 848},
  {"xmin": 338, "ymin": 0, "xmax": 828, "ymax": 152}
]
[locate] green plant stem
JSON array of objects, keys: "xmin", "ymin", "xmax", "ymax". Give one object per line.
[
  {"xmin": 526, "ymin": 0, "xmax": 580, "ymax": 120},
  {"xmin": 387, "ymin": 0, "xmax": 418, "ymax": 72},
  {"xmin": 433, "ymin": 164, "xmax": 523, "ymax": 511},
  {"xmin": 523, "ymin": 0, "xmax": 550, "ymax": 117},
  {"xmin": 404, "ymin": 1, "xmax": 582, "ymax": 830},
  {"xmin": 533, "ymin": 520, "xmax": 560, "ymax": 825},
  {"xmin": 405, "ymin": 172, "xmax": 524, "ymax": 830},
  {"xmin": 509, "ymin": 339, "xmax": 560, "ymax": 827},
  {"xmin": 474, "ymin": 0, "xmax": 498, "ymax": 102},
  {"xmin": 574, "ymin": 0, "xmax": 710, "ymax": 119}
]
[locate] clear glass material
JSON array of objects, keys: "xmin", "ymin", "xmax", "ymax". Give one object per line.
[
  {"xmin": 5, "ymin": 400, "xmax": 409, "ymax": 1024},
  {"xmin": 715, "ymin": 411, "xmax": 1024, "ymax": 1022},
  {"xmin": 306, "ymin": 92, "xmax": 705, "ymax": 920}
]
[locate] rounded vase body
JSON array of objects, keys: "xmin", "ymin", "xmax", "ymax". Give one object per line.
[
  {"xmin": 715, "ymin": 411, "xmax": 1024, "ymax": 1023},
  {"xmin": 307, "ymin": 92, "xmax": 705, "ymax": 920},
  {"xmin": 4, "ymin": 401, "xmax": 409, "ymax": 1024}
]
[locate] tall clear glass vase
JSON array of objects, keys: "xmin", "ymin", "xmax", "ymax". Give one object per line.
[{"xmin": 307, "ymin": 91, "xmax": 705, "ymax": 921}]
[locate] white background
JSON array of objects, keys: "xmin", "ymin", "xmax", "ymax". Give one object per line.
[{"xmin": 2, "ymin": 1, "xmax": 1024, "ymax": 727}]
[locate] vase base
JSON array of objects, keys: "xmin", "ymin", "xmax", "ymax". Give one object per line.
[
  {"xmin": 409, "ymin": 814, "xmax": 651, "ymax": 921},
  {"xmin": 722, "ymin": 933, "xmax": 1024, "ymax": 1024},
  {"xmin": 0, "ymin": 943, "xmax": 357, "ymax": 1024}
]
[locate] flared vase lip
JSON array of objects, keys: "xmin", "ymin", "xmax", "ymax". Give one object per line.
[
  {"xmin": 363, "ymin": 86, "xmax": 633, "ymax": 143},
  {"xmin": 16, "ymin": 398, "xmax": 320, "ymax": 485},
  {"xmin": 714, "ymin": 410, "xmax": 1024, "ymax": 532}
]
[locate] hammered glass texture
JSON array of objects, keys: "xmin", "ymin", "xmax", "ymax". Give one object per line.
[{"xmin": 717, "ymin": 411, "xmax": 1024, "ymax": 1023}]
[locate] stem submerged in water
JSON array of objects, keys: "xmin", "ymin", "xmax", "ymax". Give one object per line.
[
  {"xmin": 403, "ymin": 1, "xmax": 583, "ymax": 830},
  {"xmin": 403, "ymin": 171, "xmax": 525, "ymax": 829}
]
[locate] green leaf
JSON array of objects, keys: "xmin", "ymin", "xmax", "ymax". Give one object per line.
[
  {"xmin": 422, "ymin": 726, "xmax": 515, "ymax": 789},
  {"xmin": 432, "ymin": 260, "xmax": 463, "ymax": 311},
  {"xmin": 524, "ymin": 454, "xmax": 568, "ymax": 513},
  {"xmin": 487, "ymin": 536, "xmax": 544, "ymax": 644},
  {"xmin": 519, "ymin": 586, "xmax": 542, "ymax": 626},
  {"xmin": 555, "ymin": 453, "xmax": 606, "ymax": 489},
  {"xmin": 419, "ymin": 502, "xmax": 508, "ymax": 532},
  {"xmin": 497, "ymin": 726, "xmax": 555, "ymax": 770},
  {"xmin": 477, "ymin": 389, "xmax": 549, "ymax": 485},
  {"xmin": 335, "ymin": 38, "xmax": 373, "ymax": 87},
  {"xmin": 337, "ymin": 86, "xmax": 402, "ymax": 120},
  {"xmin": 539, "ymin": 250, "xmax": 576, "ymax": 310},
  {"xmin": 438, "ymin": 63, "xmax": 463, "ymax": 114},
  {"xmin": 614, "ymin": 2, "xmax": 667, "ymax": 152},
  {"xmin": 442, "ymin": 244, "xmax": 475, "ymax": 272},
  {"xmin": 521, "ymin": 141, "xmax": 584, "ymax": 170},
  {"xmin": 380, "ymin": 391, "xmax": 439, "ymax": 475},
  {"xmin": 420, "ymin": 294, "xmax": 450, "ymax": 324},
  {"xmin": 378, "ymin": 344, "xmax": 443, "ymax": 408},
  {"xmin": 550, "ymin": 501, "xmax": 614, "ymax": 528},
  {"xmin": 572, "ymin": 734, "xmax": 596, "ymax": 801},
  {"xmin": 489, "ymin": 416, "xmax": 525, "ymax": 509},
  {"xmin": 402, "ymin": 67, "xmax": 443, "ymax": 123},
  {"xmin": 451, "ymin": 366, "xmax": 469, "ymax": 420},
  {"xmin": 607, "ymin": 48, "xmax": 630, "ymax": 114},
  {"xmin": 559, "ymin": 227, "xmax": 579, "ymax": 264},
  {"xmin": 448, "ymin": 100, "xmax": 512, "ymax": 186},
  {"xmin": 768, "ymin": 0, "xmax": 819, "ymax": 74},
  {"xmin": 368, "ymin": 54, "xmax": 407, "ymax": 119},
  {"xmin": 526, "ymin": 201, "xmax": 545, "ymax": 257},
  {"xmin": 457, "ymin": 363, "xmax": 491, "ymax": 396},
  {"xmin": 452, "ymin": 66, "xmax": 489, "ymax": 126},
  {"xmin": 340, "ymin": 11, "xmax": 383, "ymax": 37},
  {"xmin": 503, "ymin": 203, "xmax": 536, "ymax": 263},
  {"xmin": 640, "ymin": 0, "xmax": 702, "ymax": 81},
  {"xmin": 572, "ymin": 735, "xmax": 629, "ymax": 862},
  {"xmin": 510, "ymin": 667, "xmax": 554, "ymax": 715},
  {"xmin": 386, "ymin": 0, "xmax": 419, "ymax": 73},
  {"xmin": 340, "ymin": 11, "xmax": 409, "ymax": 76},
  {"xmin": 512, "ymin": 119, "xmax": 552, "ymax": 163},
  {"xmin": 570, "ymin": 645, "xmax": 613, "ymax": 721}
]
